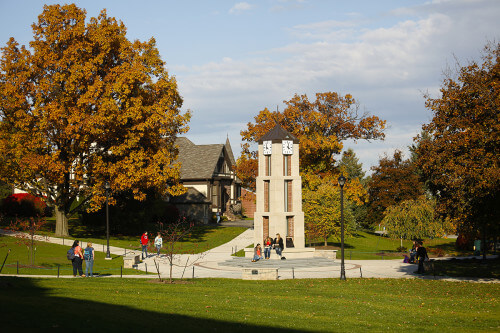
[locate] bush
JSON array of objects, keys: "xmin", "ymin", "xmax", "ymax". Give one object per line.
[
  {"xmin": 396, "ymin": 246, "xmax": 407, "ymax": 252},
  {"xmin": 1, "ymin": 193, "xmax": 49, "ymax": 217},
  {"xmin": 429, "ymin": 247, "xmax": 445, "ymax": 257}
]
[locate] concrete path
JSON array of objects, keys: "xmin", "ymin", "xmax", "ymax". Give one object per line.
[{"xmin": 1, "ymin": 228, "xmax": 498, "ymax": 283}]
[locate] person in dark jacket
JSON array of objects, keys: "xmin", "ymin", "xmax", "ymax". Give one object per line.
[
  {"xmin": 273, "ymin": 233, "xmax": 284, "ymax": 258},
  {"xmin": 415, "ymin": 241, "xmax": 429, "ymax": 274},
  {"xmin": 71, "ymin": 240, "xmax": 84, "ymax": 277}
]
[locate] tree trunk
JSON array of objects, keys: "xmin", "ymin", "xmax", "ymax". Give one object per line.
[
  {"xmin": 324, "ymin": 238, "xmax": 327, "ymax": 246},
  {"xmin": 55, "ymin": 206, "xmax": 69, "ymax": 237}
]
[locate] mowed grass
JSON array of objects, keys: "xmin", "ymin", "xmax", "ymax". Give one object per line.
[
  {"xmin": 314, "ymin": 230, "xmax": 465, "ymax": 260},
  {"xmin": 66, "ymin": 225, "xmax": 247, "ymax": 254},
  {"xmin": 0, "ymin": 277, "xmax": 498, "ymax": 332},
  {"xmin": 2, "ymin": 216, "xmax": 247, "ymax": 255},
  {"xmin": 0, "ymin": 235, "xmax": 148, "ymax": 276}
]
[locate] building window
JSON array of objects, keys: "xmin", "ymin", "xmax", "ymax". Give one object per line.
[
  {"xmin": 286, "ymin": 216, "xmax": 295, "ymax": 248},
  {"xmin": 265, "ymin": 155, "xmax": 271, "ymax": 176},
  {"xmin": 286, "ymin": 216, "xmax": 294, "ymax": 238},
  {"xmin": 264, "ymin": 180, "xmax": 270, "ymax": 212},
  {"xmin": 284, "ymin": 180, "xmax": 292, "ymax": 212},
  {"xmin": 263, "ymin": 216, "xmax": 269, "ymax": 240},
  {"xmin": 283, "ymin": 155, "xmax": 291, "ymax": 176}
]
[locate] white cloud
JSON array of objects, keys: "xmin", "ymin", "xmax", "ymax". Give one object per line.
[
  {"xmin": 176, "ymin": 0, "xmax": 500, "ymax": 169},
  {"xmin": 229, "ymin": 2, "xmax": 253, "ymax": 15}
]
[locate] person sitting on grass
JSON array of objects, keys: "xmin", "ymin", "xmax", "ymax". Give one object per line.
[{"xmin": 252, "ymin": 244, "xmax": 263, "ymax": 262}]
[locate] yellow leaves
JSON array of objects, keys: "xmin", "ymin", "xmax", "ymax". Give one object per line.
[{"xmin": 0, "ymin": 3, "xmax": 190, "ymax": 224}]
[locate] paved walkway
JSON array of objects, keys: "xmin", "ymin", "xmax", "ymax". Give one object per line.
[{"xmin": 1, "ymin": 228, "xmax": 498, "ymax": 283}]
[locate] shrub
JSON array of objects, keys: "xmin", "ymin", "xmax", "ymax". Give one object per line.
[
  {"xmin": 396, "ymin": 246, "xmax": 407, "ymax": 252},
  {"xmin": 429, "ymin": 247, "xmax": 445, "ymax": 257},
  {"xmin": 1, "ymin": 193, "xmax": 48, "ymax": 217}
]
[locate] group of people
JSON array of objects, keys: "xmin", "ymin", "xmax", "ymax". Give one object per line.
[
  {"xmin": 70, "ymin": 240, "xmax": 95, "ymax": 277},
  {"xmin": 69, "ymin": 230, "xmax": 164, "ymax": 278},
  {"xmin": 140, "ymin": 231, "xmax": 163, "ymax": 260},
  {"xmin": 252, "ymin": 233, "xmax": 284, "ymax": 262}
]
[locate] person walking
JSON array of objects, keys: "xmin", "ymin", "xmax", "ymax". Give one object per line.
[
  {"xmin": 415, "ymin": 241, "xmax": 429, "ymax": 274},
  {"xmin": 84, "ymin": 242, "xmax": 95, "ymax": 277},
  {"xmin": 154, "ymin": 232, "xmax": 163, "ymax": 257},
  {"xmin": 273, "ymin": 233, "xmax": 284, "ymax": 258},
  {"xmin": 263, "ymin": 236, "xmax": 273, "ymax": 259},
  {"xmin": 140, "ymin": 231, "xmax": 149, "ymax": 260},
  {"xmin": 71, "ymin": 240, "xmax": 85, "ymax": 277}
]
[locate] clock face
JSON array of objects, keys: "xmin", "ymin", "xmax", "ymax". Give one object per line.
[
  {"xmin": 282, "ymin": 140, "xmax": 293, "ymax": 155},
  {"xmin": 263, "ymin": 140, "xmax": 272, "ymax": 155}
]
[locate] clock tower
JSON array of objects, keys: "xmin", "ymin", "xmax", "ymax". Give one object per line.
[{"xmin": 249, "ymin": 124, "xmax": 314, "ymax": 258}]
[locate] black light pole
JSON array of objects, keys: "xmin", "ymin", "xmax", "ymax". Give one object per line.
[
  {"xmin": 338, "ymin": 173, "xmax": 346, "ymax": 280},
  {"xmin": 105, "ymin": 181, "xmax": 111, "ymax": 260}
]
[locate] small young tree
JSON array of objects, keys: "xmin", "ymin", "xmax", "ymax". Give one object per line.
[
  {"xmin": 7, "ymin": 217, "xmax": 47, "ymax": 266},
  {"xmin": 382, "ymin": 197, "xmax": 454, "ymax": 247},
  {"xmin": 160, "ymin": 218, "xmax": 206, "ymax": 283},
  {"xmin": 303, "ymin": 182, "xmax": 355, "ymax": 246}
]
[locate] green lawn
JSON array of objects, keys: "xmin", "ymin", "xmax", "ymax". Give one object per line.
[
  {"xmin": 0, "ymin": 235, "xmax": 148, "ymax": 276},
  {"xmin": 1, "ymin": 216, "xmax": 247, "ymax": 254},
  {"xmin": 310, "ymin": 230, "xmax": 468, "ymax": 260},
  {"xmin": 425, "ymin": 257, "xmax": 500, "ymax": 279},
  {"xmin": 65, "ymin": 225, "xmax": 247, "ymax": 254},
  {"xmin": 0, "ymin": 277, "xmax": 498, "ymax": 332}
]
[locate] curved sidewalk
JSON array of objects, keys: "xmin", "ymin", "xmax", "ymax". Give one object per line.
[{"xmin": 1, "ymin": 228, "xmax": 498, "ymax": 282}]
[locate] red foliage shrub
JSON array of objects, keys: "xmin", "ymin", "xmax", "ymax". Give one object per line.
[{"xmin": 1, "ymin": 193, "xmax": 47, "ymax": 217}]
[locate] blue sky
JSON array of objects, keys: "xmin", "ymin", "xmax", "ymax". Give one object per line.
[{"xmin": 1, "ymin": 0, "xmax": 499, "ymax": 173}]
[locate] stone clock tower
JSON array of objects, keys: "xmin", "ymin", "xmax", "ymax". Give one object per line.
[{"xmin": 248, "ymin": 125, "xmax": 315, "ymax": 258}]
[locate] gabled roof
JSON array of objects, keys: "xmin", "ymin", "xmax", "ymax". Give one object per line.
[
  {"xmin": 257, "ymin": 124, "xmax": 299, "ymax": 143},
  {"xmin": 175, "ymin": 137, "xmax": 236, "ymax": 180}
]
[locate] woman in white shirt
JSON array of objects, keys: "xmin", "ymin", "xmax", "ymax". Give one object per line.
[{"xmin": 154, "ymin": 232, "xmax": 163, "ymax": 257}]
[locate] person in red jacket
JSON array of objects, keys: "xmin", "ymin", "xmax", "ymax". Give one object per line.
[{"xmin": 140, "ymin": 231, "xmax": 149, "ymax": 260}]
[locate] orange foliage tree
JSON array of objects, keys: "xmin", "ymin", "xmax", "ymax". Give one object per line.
[
  {"xmin": 0, "ymin": 4, "xmax": 190, "ymax": 236},
  {"xmin": 367, "ymin": 150, "xmax": 424, "ymax": 226},
  {"xmin": 236, "ymin": 92, "xmax": 386, "ymax": 192},
  {"xmin": 414, "ymin": 42, "xmax": 500, "ymax": 253}
]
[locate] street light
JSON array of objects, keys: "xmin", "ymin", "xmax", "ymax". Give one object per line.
[
  {"xmin": 338, "ymin": 173, "xmax": 346, "ymax": 280},
  {"xmin": 104, "ymin": 181, "xmax": 111, "ymax": 260}
]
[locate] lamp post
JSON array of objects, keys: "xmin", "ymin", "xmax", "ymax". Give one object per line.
[
  {"xmin": 105, "ymin": 181, "xmax": 111, "ymax": 260},
  {"xmin": 338, "ymin": 173, "xmax": 346, "ymax": 280}
]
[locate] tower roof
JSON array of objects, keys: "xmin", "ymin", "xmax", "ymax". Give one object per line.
[{"xmin": 257, "ymin": 124, "xmax": 299, "ymax": 144}]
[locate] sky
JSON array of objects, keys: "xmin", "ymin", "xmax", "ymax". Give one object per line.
[{"xmin": 1, "ymin": 0, "xmax": 499, "ymax": 173}]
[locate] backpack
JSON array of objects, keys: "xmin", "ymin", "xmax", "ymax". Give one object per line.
[
  {"xmin": 67, "ymin": 248, "xmax": 75, "ymax": 260},
  {"xmin": 84, "ymin": 247, "xmax": 93, "ymax": 260}
]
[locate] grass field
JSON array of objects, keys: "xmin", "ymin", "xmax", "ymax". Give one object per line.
[
  {"xmin": 1, "ymin": 216, "xmax": 247, "ymax": 254},
  {"xmin": 0, "ymin": 235, "xmax": 150, "ymax": 276},
  {"xmin": 0, "ymin": 277, "xmax": 498, "ymax": 332},
  {"xmin": 312, "ymin": 230, "xmax": 468, "ymax": 260}
]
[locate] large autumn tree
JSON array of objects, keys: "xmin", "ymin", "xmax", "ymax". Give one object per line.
[
  {"xmin": 0, "ymin": 4, "xmax": 190, "ymax": 236},
  {"xmin": 414, "ymin": 42, "xmax": 500, "ymax": 252},
  {"xmin": 367, "ymin": 150, "xmax": 424, "ymax": 226},
  {"xmin": 236, "ymin": 92, "xmax": 386, "ymax": 191}
]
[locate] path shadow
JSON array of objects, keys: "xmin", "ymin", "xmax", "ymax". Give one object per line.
[{"xmin": 0, "ymin": 277, "xmax": 305, "ymax": 332}]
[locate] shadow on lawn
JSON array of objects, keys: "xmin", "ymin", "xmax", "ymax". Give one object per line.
[{"xmin": 0, "ymin": 277, "xmax": 302, "ymax": 332}]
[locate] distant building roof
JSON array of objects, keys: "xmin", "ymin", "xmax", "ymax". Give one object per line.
[
  {"xmin": 257, "ymin": 124, "xmax": 299, "ymax": 143},
  {"xmin": 175, "ymin": 137, "xmax": 238, "ymax": 181}
]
